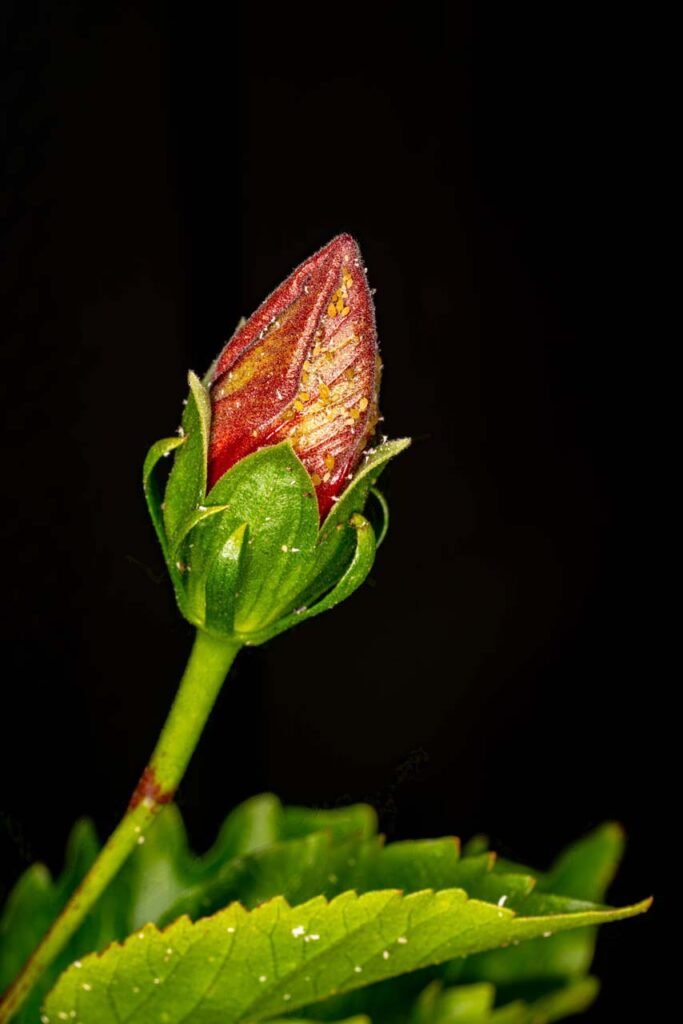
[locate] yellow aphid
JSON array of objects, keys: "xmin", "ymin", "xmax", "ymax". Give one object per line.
[
  {"xmin": 341, "ymin": 306, "xmax": 350, "ymax": 316},
  {"xmin": 336, "ymin": 296, "xmax": 345, "ymax": 314},
  {"xmin": 319, "ymin": 380, "xmax": 331, "ymax": 401},
  {"xmin": 324, "ymin": 453, "xmax": 335, "ymax": 471},
  {"xmin": 358, "ymin": 397, "xmax": 369, "ymax": 411},
  {"xmin": 327, "ymin": 303, "xmax": 337, "ymax": 318},
  {"xmin": 303, "ymin": 360, "xmax": 313, "ymax": 372},
  {"xmin": 311, "ymin": 473, "xmax": 322, "ymax": 486},
  {"xmin": 350, "ymin": 407, "xmax": 360, "ymax": 420},
  {"xmin": 293, "ymin": 399, "xmax": 304, "ymax": 413},
  {"xmin": 298, "ymin": 392, "xmax": 310, "ymax": 403}
]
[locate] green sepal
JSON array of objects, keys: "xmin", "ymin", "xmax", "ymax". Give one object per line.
[
  {"xmin": 186, "ymin": 441, "xmax": 320, "ymax": 635},
  {"xmin": 293, "ymin": 439, "xmax": 410, "ymax": 612},
  {"xmin": 247, "ymin": 512, "xmax": 377, "ymax": 645},
  {"xmin": 163, "ymin": 372, "xmax": 211, "ymax": 548},
  {"xmin": 142, "ymin": 435, "xmax": 187, "ymax": 602},
  {"xmin": 142, "ymin": 435, "xmax": 186, "ymax": 558},
  {"xmin": 322, "ymin": 439, "xmax": 410, "ymax": 536},
  {"xmin": 169, "ymin": 501, "xmax": 232, "ymax": 561},
  {"xmin": 204, "ymin": 522, "xmax": 249, "ymax": 634},
  {"xmin": 368, "ymin": 486, "xmax": 390, "ymax": 546}
]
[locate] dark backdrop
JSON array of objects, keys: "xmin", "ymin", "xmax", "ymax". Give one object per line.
[{"xmin": 1, "ymin": 2, "xmax": 662, "ymax": 1019}]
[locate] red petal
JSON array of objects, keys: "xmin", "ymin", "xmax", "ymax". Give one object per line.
[{"xmin": 208, "ymin": 234, "xmax": 379, "ymax": 519}]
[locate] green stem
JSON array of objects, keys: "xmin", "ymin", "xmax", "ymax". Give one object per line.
[{"xmin": 0, "ymin": 629, "xmax": 241, "ymax": 1024}]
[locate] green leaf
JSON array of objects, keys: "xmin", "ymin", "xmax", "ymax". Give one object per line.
[
  {"xmin": 281, "ymin": 803, "xmax": 377, "ymax": 843},
  {"xmin": 412, "ymin": 977, "xmax": 599, "ymax": 1024},
  {"xmin": 44, "ymin": 889, "xmax": 648, "ymax": 1024},
  {"xmin": 163, "ymin": 371, "xmax": 212, "ymax": 547},
  {"xmin": 540, "ymin": 822, "xmax": 625, "ymax": 901},
  {"xmin": 1, "ymin": 795, "xmax": 373, "ymax": 1015},
  {"xmin": 487, "ymin": 978, "xmax": 600, "ymax": 1024},
  {"xmin": 248, "ymin": 513, "xmax": 377, "ymax": 644},
  {"xmin": 0, "ymin": 803, "xmax": 648, "ymax": 1024},
  {"xmin": 450, "ymin": 824, "xmax": 628, "ymax": 988},
  {"xmin": 414, "ymin": 979, "xmax": 494, "ymax": 1023},
  {"xmin": 155, "ymin": 799, "xmax": 380, "ymax": 925},
  {"xmin": 157, "ymin": 830, "xmax": 377, "ymax": 927},
  {"xmin": 0, "ymin": 821, "xmax": 120, "ymax": 1024},
  {"xmin": 359, "ymin": 840, "xmax": 536, "ymax": 911},
  {"xmin": 268, "ymin": 1018, "xmax": 370, "ymax": 1024},
  {"xmin": 201, "ymin": 793, "xmax": 283, "ymax": 864}
]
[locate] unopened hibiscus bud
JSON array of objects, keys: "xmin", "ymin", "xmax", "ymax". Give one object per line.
[
  {"xmin": 143, "ymin": 235, "xmax": 409, "ymax": 645},
  {"xmin": 208, "ymin": 234, "xmax": 379, "ymax": 520}
]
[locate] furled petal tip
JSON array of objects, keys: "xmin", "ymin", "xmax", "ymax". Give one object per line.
[{"xmin": 207, "ymin": 234, "xmax": 380, "ymax": 519}]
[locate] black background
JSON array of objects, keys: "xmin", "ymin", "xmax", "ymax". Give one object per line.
[{"xmin": 1, "ymin": 1, "xmax": 664, "ymax": 1019}]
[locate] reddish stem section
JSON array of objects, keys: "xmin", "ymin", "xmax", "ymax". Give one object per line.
[{"xmin": 128, "ymin": 765, "xmax": 175, "ymax": 810}]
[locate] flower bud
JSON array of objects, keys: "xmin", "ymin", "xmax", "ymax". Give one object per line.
[
  {"xmin": 144, "ymin": 236, "xmax": 409, "ymax": 645},
  {"xmin": 208, "ymin": 234, "xmax": 379, "ymax": 520}
]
